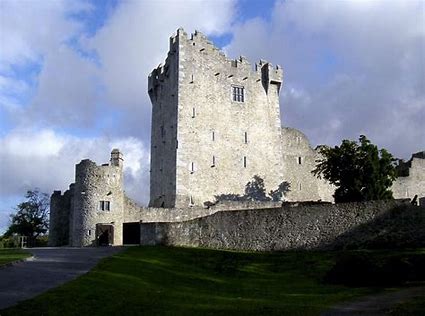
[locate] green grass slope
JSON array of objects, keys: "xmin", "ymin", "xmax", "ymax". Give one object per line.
[
  {"xmin": 0, "ymin": 249, "xmax": 30, "ymax": 266},
  {"xmin": 1, "ymin": 246, "xmax": 374, "ymax": 316}
]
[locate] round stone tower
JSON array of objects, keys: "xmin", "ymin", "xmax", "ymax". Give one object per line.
[{"xmin": 70, "ymin": 149, "xmax": 125, "ymax": 246}]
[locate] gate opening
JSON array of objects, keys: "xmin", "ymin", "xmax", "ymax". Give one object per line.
[
  {"xmin": 96, "ymin": 224, "xmax": 114, "ymax": 246},
  {"xmin": 123, "ymin": 222, "xmax": 140, "ymax": 245}
]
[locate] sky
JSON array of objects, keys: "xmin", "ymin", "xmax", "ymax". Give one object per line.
[{"xmin": 0, "ymin": 0, "xmax": 424, "ymax": 233}]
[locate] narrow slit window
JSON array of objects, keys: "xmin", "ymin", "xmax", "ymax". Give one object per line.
[
  {"xmin": 232, "ymin": 86, "xmax": 245, "ymax": 102},
  {"xmin": 243, "ymin": 156, "xmax": 247, "ymax": 168},
  {"xmin": 88, "ymin": 229, "xmax": 91, "ymax": 236},
  {"xmin": 160, "ymin": 126, "xmax": 165, "ymax": 138},
  {"xmin": 105, "ymin": 201, "xmax": 110, "ymax": 211},
  {"xmin": 189, "ymin": 195, "xmax": 194, "ymax": 205},
  {"xmin": 244, "ymin": 132, "xmax": 248, "ymax": 144},
  {"xmin": 299, "ymin": 183, "xmax": 302, "ymax": 191},
  {"xmin": 99, "ymin": 201, "xmax": 104, "ymax": 211},
  {"xmin": 191, "ymin": 162, "xmax": 195, "ymax": 173},
  {"xmin": 212, "ymin": 155, "xmax": 216, "ymax": 167},
  {"xmin": 192, "ymin": 107, "xmax": 196, "ymax": 118},
  {"xmin": 212, "ymin": 131, "xmax": 215, "ymax": 141},
  {"xmin": 298, "ymin": 156, "xmax": 302, "ymax": 165}
]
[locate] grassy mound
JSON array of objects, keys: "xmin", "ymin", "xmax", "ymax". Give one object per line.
[{"xmin": 1, "ymin": 246, "xmax": 374, "ymax": 316}]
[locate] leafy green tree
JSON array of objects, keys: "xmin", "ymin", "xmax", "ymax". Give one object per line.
[
  {"xmin": 4, "ymin": 189, "xmax": 49, "ymax": 244},
  {"xmin": 313, "ymin": 135, "xmax": 397, "ymax": 203}
]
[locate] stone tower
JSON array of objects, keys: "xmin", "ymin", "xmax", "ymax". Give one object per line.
[{"xmin": 148, "ymin": 28, "xmax": 284, "ymax": 208}]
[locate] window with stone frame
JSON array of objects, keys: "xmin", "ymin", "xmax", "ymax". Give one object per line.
[
  {"xmin": 99, "ymin": 200, "xmax": 111, "ymax": 211},
  {"xmin": 232, "ymin": 86, "xmax": 245, "ymax": 102}
]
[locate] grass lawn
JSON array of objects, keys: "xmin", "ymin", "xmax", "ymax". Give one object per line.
[
  {"xmin": 391, "ymin": 295, "xmax": 425, "ymax": 316},
  {"xmin": 0, "ymin": 248, "xmax": 30, "ymax": 266},
  {"xmin": 1, "ymin": 246, "xmax": 378, "ymax": 316}
]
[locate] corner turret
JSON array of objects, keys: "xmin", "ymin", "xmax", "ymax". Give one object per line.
[{"xmin": 110, "ymin": 148, "xmax": 123, "ymax": 167}]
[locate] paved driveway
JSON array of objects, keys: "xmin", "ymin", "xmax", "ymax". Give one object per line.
[{"xmin": 0, "ymin": 247, "xmax": 124, "ymax": 310}]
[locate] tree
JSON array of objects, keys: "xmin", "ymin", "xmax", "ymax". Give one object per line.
[
  {"xmin": 313, "ymin": 135, "xmax": 397, "ymax": 203},
  {"xmin": 4, "ymin": 189, "xmax": 49, "ymax": 244}
]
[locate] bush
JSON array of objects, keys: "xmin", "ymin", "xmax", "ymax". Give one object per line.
[{"xmin": 0, "ymin": 236, "xmax": 20, "ymax": 248}]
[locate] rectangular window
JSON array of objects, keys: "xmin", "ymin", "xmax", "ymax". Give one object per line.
[
  {"xmin": 88, "ymin": 229, "xmax": 91, "ymax": 236},
  {"xmin": 243, "ymin": 156, "xmax": 247, "ymax": 168},
  {"xmin": 244, "ymin": 132, "xmax": 248, "ymax": 144},
  {"xmin": 160, "ymin": 126, "xmax": 165, "ymax": 138},
  {"xmin": 99, "ymin": 201, "xmax": 111, "ymax": 211},
  {"xmin": 212, "ymin": 131, "xmax": 215, "ymax": 141},
  {"xmin": 192, "ymin": 107, "xmax": 196, "ymax": 118},
  {"xmin": 212, "ymin": 155, "xmax": 216, "ymax": 167},
  {"xmin": 232, "ymin": 86, "xmax": 244, "ymax": 102},
  {"xmin": 298, "ymin": 157, "xmax": 302, "ymax": 164},
  {"xmin": 191, "ymin": 162, "xmax": 195, "ymax": 173}
]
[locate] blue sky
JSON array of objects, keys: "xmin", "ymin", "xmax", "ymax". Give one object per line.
[{"xmin": 0, "ymin": 0, "xmax": 424, "ymax": 233}]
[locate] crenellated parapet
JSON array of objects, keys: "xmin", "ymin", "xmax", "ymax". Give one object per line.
[{"xmin": 148, "ymin": 28, "xmax": 284, "ymax": 101}]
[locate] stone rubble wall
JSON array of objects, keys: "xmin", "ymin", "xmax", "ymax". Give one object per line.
[
  {"xmin": 140, "ymin": 199, "xmax": 425, "ymax": 251},
  {"xmin": 124, "ymin": 195, "xmax": 281, "ymax": 223},
  {"xmin": 391, "ymin": 156, "xmax": 425, "ymax": 205}
]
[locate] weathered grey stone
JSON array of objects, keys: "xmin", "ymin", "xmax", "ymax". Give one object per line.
[
  {"xmin": 49, "ymin": 29, "xmax": 425, "ymax": 248},
  {"xmin": 149, "ymin": 29, "xmax": 284, "ymax": 208},
  {"xmin": 391, "ymin": 152, "xmax": 425, "ymax": 201},
  {"xmin": 140, "ymin": 200, "xmax": 425, "ymax": 251}
]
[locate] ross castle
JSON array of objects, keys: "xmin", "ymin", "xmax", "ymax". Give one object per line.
[{"xmin": 49, "ymin": 29, "xmax": 425, "ymax": 248}]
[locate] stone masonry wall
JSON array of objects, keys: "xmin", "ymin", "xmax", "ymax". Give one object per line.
[
  {"xmin": 281, "ymin": 127, "xmax": 334, "ymax": 202},
  {"xmin": 69, "ymin": 152, "xmax": 125, "ymax": 247},
  {"xmin": 124, "ymin": 195, "xmax": 281, "ymax": 223},
  {"xmin": 148, "ymin": 28, "xmax": 285, "ymax": 208},
  {"xmin": 140, "ymin": 199, "xmax": 425, "ymax": 251},
  {"xmin": 48, "ymin": 188, "xmax": 72, "ymax": 246},
  {"xmin": 391, "ymin": 155, "xmax": 425, "ymax": 205},
  {"xmin": 148, "ymin": 32, "xmax": 179, "ymax": 208}
]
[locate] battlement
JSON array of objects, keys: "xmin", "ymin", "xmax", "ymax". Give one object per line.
[{"xmin": 149, "ymin": 28, "xmax": 283, "ymax": 98}]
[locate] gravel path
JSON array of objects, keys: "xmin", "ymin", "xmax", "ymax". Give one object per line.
[
  {"xmin": 0, "ymin": 247, "xmax": 123, "ymax": 310},
  {"xmin": 322, "ymin": 286, "xmax": 425, "ymax": 316}
]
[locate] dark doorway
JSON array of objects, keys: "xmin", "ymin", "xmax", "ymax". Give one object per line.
[
  {"xmin": 123, "ymin": 222, "xmax": 141, "ymax": 244},
  {"xmin": 96, "ymin": 224, "xmax": 114, "ymax": 246}
]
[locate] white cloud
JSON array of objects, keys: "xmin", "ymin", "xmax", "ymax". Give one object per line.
[
  {"xmin": 0, "ymin": 0, "xmax": 90, "ymax": 71},
  {"xmin": 0, "ymin": 0, "xmax": 237, "ymax": 233},
  {"xmin": 226, "ymin": 0, "xmax": 425, "ymax": 158},
  {"xmin": 0, "ymin": 128, "xmax": 150, "ymax": 202}
]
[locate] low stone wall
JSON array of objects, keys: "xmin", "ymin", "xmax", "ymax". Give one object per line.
[
  {"xmin": 140, "ymin": 199, "xmax": 425, "ymax": 251},
  {"xmin": 124, "ymin": 196, "xmax": 281, "ymax": 223}
]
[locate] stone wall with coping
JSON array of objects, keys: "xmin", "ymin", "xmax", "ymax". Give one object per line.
[
  {"xmin": 124, "ymin": 196, "xmax": 281, "ymax": 223},
  {"xmin": 140, "ymin": 199, "xmax": 425, "ymax": 251}
]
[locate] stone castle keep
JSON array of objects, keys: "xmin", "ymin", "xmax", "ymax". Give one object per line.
[{"xmin": 49, "ymin": 29, "xmax": 425, "ymax": 247}]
